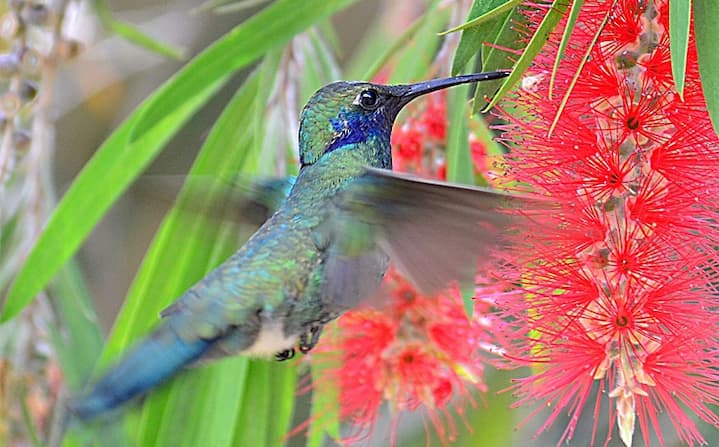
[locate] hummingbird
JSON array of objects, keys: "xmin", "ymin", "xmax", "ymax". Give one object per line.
[{"xmin": 72, "ymin": 71, "xmax": 525, "ymax": 420}]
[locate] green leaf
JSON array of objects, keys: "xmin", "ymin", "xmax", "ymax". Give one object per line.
[
  {"xmin": 473, "ymin": 6, "xmax": 523, "ymax": 108},
  {"xmin": 100, "ymin": 71, "xmax": 260, "ymax": 363},
  {"xmin": 107, "ymin": 20, "xmax": 185, "ymax": 60},
  {"xmin": 440, "ymin": 0, "xmax": 521, "ymax": 36},
  {"xmin": 670, "ymin": 0, "xmax": 692, "ymax": 100},
  {"xmin": 694, "ymin": 1, "xmax": 719, "ymax": 133},
  {"xmin": 131, "ymin": 0, "xmax": 356, "ymax": 142},
  {"xmin": 447, "ymin": 84, "xmax": 478, "ymax": 320},
  {"xmin": 549, "ymin": 0, "xmax": 584, "ymax": 99},
  {"xmin": 480, "ymin": 0, "xmax": 570, "ymax": 112},
  {"xmin": 307, "ymin": 330, "xmax": 341, "ymax": 447},
  {"xmin": 452, "ymin": 371, "xmax": 516, "ymax": 447},
  {"xmin": 695, "ymin": 1, "xmax": 719, "ymax": 135},
  {"xmin": 389, "ymin": 0, "xmax": 449, "ymax": 84},
  {"xmin": 214, "ymin": 0, "xmax": 272, "ymax": 14},
  {"xmin": 446, "ymin": 85, "xmax": 474, "ymax": 185},
  {"xmin": 2, "ymin": 0, "xmax": 355, "ymax": 323},
  {"xmin": 1, "ymin": 79, "xmax": 224, "ymax": 323},
  {"xmin": 359, "ymin": 14, "xmax": 428, "ymax": 80},
  {"xmin": 96, "ymin": 56, "xmax": 298, "ymax": 446},
  {"xmin": 547, "ymin": 2, "xmax": 615, "ymax": 137},
  {"xmin": 94, "ymin": 0, "xmax": 184, "ymax": 60},
  {"xmin": 451, "ymin": 0, "xmax": 515, "ymax": 76},
  {"xmin": 48, "ymin": 262, "xmax": 103, "ymax": 391}
]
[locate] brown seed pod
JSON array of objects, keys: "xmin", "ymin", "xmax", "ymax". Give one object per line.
[
  {"xmin": 57, "ymin": 38, "xmax": 82, "ymax": 60},
  {"xmin": 19, "ymin": 80, "xmax": 38, "ymax": 102}
]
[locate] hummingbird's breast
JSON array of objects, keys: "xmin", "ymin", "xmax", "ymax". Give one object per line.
[{"xmin": 241, "ymin": 318, "xmax": 298, "ymax": 357}]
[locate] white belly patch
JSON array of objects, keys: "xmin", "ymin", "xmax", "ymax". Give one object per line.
[{"xmin": 242, "ymin": 320, "xmax": 297, "ymax": 357}]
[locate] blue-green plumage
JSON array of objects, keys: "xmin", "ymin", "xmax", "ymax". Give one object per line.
[{"xmin": 72, "ymin": 71, "xmax": 522, "ymax": 420}]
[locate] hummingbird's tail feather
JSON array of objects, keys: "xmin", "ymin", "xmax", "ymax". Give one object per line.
[{"xmin": 70, "ymin": 326, "xmax": 213, "ymax": 421}]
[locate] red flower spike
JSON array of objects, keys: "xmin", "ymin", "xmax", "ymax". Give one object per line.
[
  {"xmin": 423, "ymin": 92, "xmax": 447, "ymax": 142},
  {"xmin": 314, "ymin": 266, "xmax": 505, "ymax": 446},
  {"xmin": 496, "ymin": 1, "xmax": 719, "ymax": 446},
  {"xmin": 391, "ymin": 122, "xmax": 424, "ymax": 166}
]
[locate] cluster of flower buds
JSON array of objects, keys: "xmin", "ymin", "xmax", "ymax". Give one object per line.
[
  {"xmin": 0, "ymin": 0, "xmax": 80, "ymax": 182},
  {"xmin": 314, "ymin": 268, "xmax": 509, "ymax": 445},
  {"xmin": 0, "ymin": 1, "xmax": 83, "ymax": 444}
]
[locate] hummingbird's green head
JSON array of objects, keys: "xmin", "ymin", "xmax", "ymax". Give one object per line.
[{"xmin": 297, "ymin": 72, "xmax": 510, "ymax": 167}]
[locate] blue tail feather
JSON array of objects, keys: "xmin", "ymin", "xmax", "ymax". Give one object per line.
[{"xmin": 71, "ymin": 327, "xmax": 213, "ymax": 420}]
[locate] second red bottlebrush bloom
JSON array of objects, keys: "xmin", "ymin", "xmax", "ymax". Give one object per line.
[
  {"xmin": 315, "ymin": 268, "xmax": 503, "ymax": 445},
  {"xmin": 496, "ymin": 1, "xmax": 719, "ymax": 446}
]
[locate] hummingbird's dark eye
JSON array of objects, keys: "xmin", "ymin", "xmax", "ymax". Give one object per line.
[{"xmin": 356, "ymin": 89, "xmax": 380, "ymax": 110}]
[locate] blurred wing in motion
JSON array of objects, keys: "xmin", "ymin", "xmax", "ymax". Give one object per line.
[
  {"xmin": 138, "ymin": 174, "xmax": 295, "ymax": 226},
  {"xmin": 334, "ymin": 168, "xmax": 541, "ymax": 296}
]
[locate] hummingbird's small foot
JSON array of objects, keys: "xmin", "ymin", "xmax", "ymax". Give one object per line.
[
  {"xmin": 275, "ymin": 348, "xmax": 296, "ymax": 361},
  {"xmin": 298, "ymin": 324, "xmax": 323, "ymax": 354}
]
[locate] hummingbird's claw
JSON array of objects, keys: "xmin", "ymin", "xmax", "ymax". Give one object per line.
[
  {"xmin": 274, "ymin": 348, "xmax": 296, "ymax": 361},
  {"xmin": 298, "ymin": 324, "xmax": 323, "ymax": 354}
]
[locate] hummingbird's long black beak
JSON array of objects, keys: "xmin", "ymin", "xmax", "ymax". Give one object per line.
[{"xmin": 397, "ymin": 71, "xmax": 510, "ymax": 107}]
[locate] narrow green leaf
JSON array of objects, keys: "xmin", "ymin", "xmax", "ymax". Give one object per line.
[
  {"xmin": 549, "ymin": 0, "xmax": 584, "ymax": 99},
  {"xmin": 446, "ymin": 85, "xmax": 474, "ymax": 185},
  {"xmin": 389, "ymin": 1, "xmax": 449, "ymax": 84},
  {"xmin": 228, "ymin": 361, "xmax": 297, "ymax": 447},
  {"xmin": 94, "ymin": 0, "xmax": 184, "ymax": 60},
  {"xmin": 100, "ymin": 72, "xmax": 259, "ymax": 362},
  {"xmin": 451, "ymin": 0, "xmax": 513, "ymax": 76},
  {"xmin": 185, "ymin": 359, "xmax": 248, "ymax": 447},
  {"xmin": 695, "ymin": 1, "xmax": 719, "ymax": 136},
  {"xmin": 215, "ymin": 0, "xmax": 272, "ymax": 14},
  {"xmin": 548, "ymin": 2, "xmax": 615, "ymax": 137},
  {"xmin": 265, "ymin": 362, "xmax": 298, "ymax": 445},
  {"xmin": 2, "ymin": 0, "xmax": 355, "ymax": 323},
  {"xmin": 64, "ymin": 74, "xmax": 260, "ymax": 447},
  {"xmin": 447, "ymin": 84, "xmax": 482, "ymax": 320},
  {"xmin": 307, "ymin": 330, "xmax": 341, "ymax": 447},
  {"xmin": 694, "ymin": 1, "xmax": 719, "ymax": 133},
  {"xmin": 473, "ymin": 6, "xmax": 523, "ymax": 107},
  {"xmin": 131, "ymin": 0, "xmax": 356, "ymax": 142},
  {"xmin": 481, "ymin": 0, "xmax": 570, "ymax": 112},
  {"xmin": 231, "ymin": 362, "xmax": 271, "ymax": 446},
  {"xmin": 1, "ymin": 79, "xmax": 224, "ymax": 323},
  {"xmin": 451, "ymin": 371, "xmax": 516, "ymax": 447},
  {"xmin": 107, "ymin": 20, "xmax": 185, "ymax": 60},
  {"xmin": 101, "ymin": 58, "xmax": 298, "ymax": 446},
  {"xmin": 439, "ymin": 0, "xmax": 521, "ymax": 35},
  {"xmin": 254, "ymin": 48, "xmax": 287, "ymax": 175},
  {"xmin": 360, "ymin": 14, "xmax": 428, "ymax": 81},
  {"xmin": 670, "ymin": 0, "xmax": 692, "ymax": 100},
  {"xmin": 48, "ymin": 261, "xmax": 103, "ymax": 391}
]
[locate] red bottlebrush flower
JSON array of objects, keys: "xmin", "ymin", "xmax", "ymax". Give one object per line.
[
  {"xmin": 391, "ymin": 121, "xmax": 424, "ymax": 167},
  {"xmin": 314, "ymin": 268, "xmax": 504, "ymax": 445},
  {"xmin": 495, "ymin": 1, "xmax": 719, "ymax": 446},
  {"xmin": 469, "ymin": 137, "xmax": 487, "ymax": 173},
  {"xmin": 423, "ymin": 92, "xmax": 447, "ymax": 141}
]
